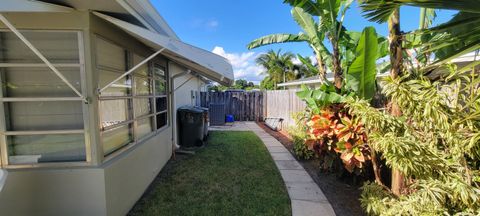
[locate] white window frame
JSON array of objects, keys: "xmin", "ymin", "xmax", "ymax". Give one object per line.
[
  {"xmin": 96, "ymin": 36, "xmax": 169, "ymax": 161},
  {"xmin": 0, "ymin": 30, "xmax": 90, "ymax": 168}
]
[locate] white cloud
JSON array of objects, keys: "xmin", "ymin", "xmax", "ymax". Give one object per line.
[
  {"xmin": 206, "ymin": 20, "xmax": 219, "ymax": 28},
  {"xmin": 191, "ymin": 18, "xmax": 219, "ymax": 30},
  {"xmin": 212, "ymin": 46, "xmax": 265, "ymax": 84}
]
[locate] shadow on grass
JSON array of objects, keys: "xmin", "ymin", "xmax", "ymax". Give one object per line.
[{"xmin": 128, "ymin": 131, "xmax": 291, "ymax": 216}]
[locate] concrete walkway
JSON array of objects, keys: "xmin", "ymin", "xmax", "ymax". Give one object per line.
[{"xmin": 210, "ymin": 122, "xmax": 336, "ymax": 216}]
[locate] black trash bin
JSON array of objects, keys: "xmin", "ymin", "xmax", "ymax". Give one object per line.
[
  {"xmin": 178, "ymin": 106, "xmax": 204, "ymax": 147},
  {"xmin": 195, "ymin": 106, "xmax": 209, "ymax": 140}
]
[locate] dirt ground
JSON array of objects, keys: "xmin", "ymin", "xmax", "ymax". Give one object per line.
[{"xmin": 258, "ymin": 123, "xmax": 366, "ymax": 216}]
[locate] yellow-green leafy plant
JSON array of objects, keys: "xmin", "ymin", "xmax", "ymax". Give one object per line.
[
  {"xmin": 289, "ymin": 112, "xmax": 315, "ymax": 160},
  {"xmin": 346, "ymin": 67, "xmax": 480, "ymax": 215}
]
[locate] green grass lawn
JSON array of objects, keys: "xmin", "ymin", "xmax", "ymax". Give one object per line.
[{"xmin": 129, "ymin": 131, "xmax": 291, "ymax": 216}]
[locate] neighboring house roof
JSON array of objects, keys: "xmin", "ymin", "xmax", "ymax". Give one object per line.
[
  {"xmin": 278, "ymin": 52, "xmax": 480, "ymax": 87},
  {"xmin": 278, "ymin": 74, "xmax": 334, "ymax": 87},
  {"xmin": 0, "ymin": 0, "xmax": 234, "ymax": 86}
]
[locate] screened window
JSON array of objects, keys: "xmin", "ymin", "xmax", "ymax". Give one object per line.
[
  {"xmin": 153, "ymin": 64, "xmax": 168, "ymax": 129},
  {"xmin": 0, "ymin": 31, "xmax": 86, "ymax": 165},
  {"xmin": 97, "ymin": 37, "xmax": 168, "ymax": 157}
]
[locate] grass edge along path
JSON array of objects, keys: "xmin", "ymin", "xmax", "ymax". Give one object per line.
[{"xmin": 129, "ymin": 131, "xmax": 291, "ymax": 216}]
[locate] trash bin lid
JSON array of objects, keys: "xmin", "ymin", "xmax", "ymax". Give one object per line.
[
  {"xmin": 194, "ymin": 106, "xmax": 209, "ymax": 112},
  {"xmin": 178, "ymin": 106, "xmax": 203, "ymax": 113}
]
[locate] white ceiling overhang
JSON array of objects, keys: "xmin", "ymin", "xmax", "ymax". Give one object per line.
[
  {"xmin": 0, "ymin": 0, "xmax": 73, "ymax": 12},
  {"xmin": 94, "ymin": 12, "xmax": 234, "ymax": 86}
]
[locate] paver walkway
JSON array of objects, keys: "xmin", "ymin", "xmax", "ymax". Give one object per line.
[{"xmin": 210, "ymin": 122, "xmax": 336, "ymax": 216}]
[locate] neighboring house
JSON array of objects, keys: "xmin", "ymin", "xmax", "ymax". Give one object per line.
[
  {"xmin": 278, "ymin": 52, "xmax": 480, "ymax": 90},
  {"xmin": 0, "ymin": 1, "xmax": 233, "ymax": 215}
]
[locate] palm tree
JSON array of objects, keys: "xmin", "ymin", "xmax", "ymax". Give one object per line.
[{"xmin": 255, "ymin": 50, "xmax": 296, "ymax": 89}]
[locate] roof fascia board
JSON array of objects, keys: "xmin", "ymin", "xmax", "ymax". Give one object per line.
[
  {"xmin": 0, "ymin": 0, "xmax": 73, "ymax": 12},
  {"xmin": 127, "ymin": 0, "xmax": 179, "ymax": 39},
  {"xmin": 115, "ymin": 0, "xmax": 157, "ymax": 32}
]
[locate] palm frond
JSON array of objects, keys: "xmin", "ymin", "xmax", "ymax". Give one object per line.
[
  {"xmin": 247, "ymin": 33, "xmax": 308, "ymax": 50},
  {"xmin": 360, "ymin": 0, "xmax": 480, "ymax": 23}
]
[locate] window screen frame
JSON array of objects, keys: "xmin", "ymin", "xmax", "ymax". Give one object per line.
[
  {"xmin": 0, "ymin": 30, "xmax": 90, "ymax": 168},
  {"xmin": 96, "ymin": 36, "xmax": 170, "ymax": 161}
]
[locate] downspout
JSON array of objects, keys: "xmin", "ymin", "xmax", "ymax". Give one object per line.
[{"xmin": 169, "ymin": 61, "xmax": 191, "ymax": 157}]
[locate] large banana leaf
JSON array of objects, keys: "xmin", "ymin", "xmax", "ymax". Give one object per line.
[
  {"xmin": 346, "ymin": 26, "xmax": 378, "ymax": 100},
  {"xmin": 297, "ymin": 54, "xmax": 319, "ymax": 74},
  {"xmin": 247, "ymin": 33, "xmax": 309, "ymax": 49},
  {"xmin": 291, "ymin": 7, "xmax": 320, "ymax": 40},
  {"xmin": 360, "ymin": 0, "xmax": 480, "ymax": 23}
]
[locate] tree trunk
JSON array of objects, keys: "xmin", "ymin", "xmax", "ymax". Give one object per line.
[
  {"xmin": 370, "ymin": 150, "xmax": 383, "ymax": 186},
  {"xmin": 389, "ymin": 9, "xmax": 403, "ymax": 79},
  {"xmin": 388, "ymin": 8, "xmax": 405, "ymax": 196},
  {"xmin": 332, "ymin": 41, "xmax": 343, "ymax": 90},
  {"xmin": 316, "ymin": 55, "xmax": 327, "ymax": 82}
]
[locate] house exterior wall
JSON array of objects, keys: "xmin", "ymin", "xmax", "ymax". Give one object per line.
[
  {"xmin": 0, "ymin": 11, "xmax": 206, "ymax": 216},
  {"xmin": 169, "ymin": 62, "xmax": 207, "ymax": 146}
]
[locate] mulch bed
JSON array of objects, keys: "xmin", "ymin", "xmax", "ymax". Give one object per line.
[{"xmin": 258, "ymin": 122, "xmax": 366, "ymax": 216}]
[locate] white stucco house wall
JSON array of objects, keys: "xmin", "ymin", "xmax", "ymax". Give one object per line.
[{"xmin": 0, "ymin": 0, "xmax": 233, "ymax": 215}]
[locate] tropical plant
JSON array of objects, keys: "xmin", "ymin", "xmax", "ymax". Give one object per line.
[
  {"xmin": 289, "ymin": 112, "xmax": 315, "ymax": 160},
  {"xmin": 360, "ymin": 0, "xmax": 480, "ymax": 70},
  {"xmin": 304, "ymin": 104, "xmax": 371, "ymax": 172},
  {"xmin": 260, "ymin": 76, "xmax": 276, "ymax": 90},
  {"xmin": 346, "ymin": 65, "xmax": 480, "ymax": 215},
  {"xmin": 248, "ymin": 6, "xmax": 332, "ymax": 82},
  {"xmin": 296, "ymin": 54, "xmax": 319, "ymax": 78},
  {"xmin": 256, "ymin": 50, "xmax": 296, "ymax": 89}
]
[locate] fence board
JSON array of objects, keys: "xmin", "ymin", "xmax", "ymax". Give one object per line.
[
  {"xmin": 197, "ymin": 90, "xmax": 304, "ymax": 128},
  {"xmin": 264, "ymin": 90, "xmax": 306, "ymax": 129},
  {"xmin": 197, "ymin": 91, "xmax": 264, "ymax": 122}
]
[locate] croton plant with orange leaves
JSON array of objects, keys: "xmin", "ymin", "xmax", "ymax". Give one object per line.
[{"xmin": 304, "ymin": 104, "xmax": 371, "ymax": 173}]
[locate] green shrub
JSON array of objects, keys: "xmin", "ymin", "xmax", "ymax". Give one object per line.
[{"xmin": 288, "ymin": 112, "xmax": 314, "ymax": 160}]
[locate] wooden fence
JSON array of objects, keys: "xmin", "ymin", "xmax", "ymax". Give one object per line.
[
  {"xmin": 263, "ymin": 90, "xmax": 306, "ymax": 128},
  {"xmin": 196, "ymin": 91, "xmax": 264, "ymax": 121},
  {"xmin": 197, "ymin": 90, "xmax": 305, "ymax": 129}
]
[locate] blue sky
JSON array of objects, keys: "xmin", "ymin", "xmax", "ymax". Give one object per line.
[{"xmin": 151, "ymin": 0, "xmax": 457, "ymax": 84}]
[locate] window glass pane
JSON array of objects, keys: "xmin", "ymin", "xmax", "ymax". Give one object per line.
[
  {"xmin": 132, "ymin": 54, "xmax": 149, "ymax": 76},
  {"xmin": 136, "ymin": 117, "xmax": 154, "ymax": 139},
  {"xmin": 102, "ymin": 124, "xmax": 133, "ymax": 156},
  {"xmin": 0, "ymin": 31, "xmax": 79, "ymax": 64},
  {"xmin": 134, "ymin": 98, "xmax": 153, "ymax": 117},
  {"xmin": 153, "ymin": 64, "xmax": 165, "ymax": 79},
  {"xmin": 156, "ymin": 113, "xmax": 167, "ymax": 129},
  {"xmin": 1, "ymin": 67, "xmax": 81, "ymax": 97},
  {"xmin": 7, "ymin": 134, "xmax": 85, "ymax": 164},
  {"xmin": 95, "ymin": 37, "xmax": 125, "ymax": 71},
  {"xmin": 134, "ymin": 76, "xmax": 152, "ymax": 96},
  {"xmin": 5, "ymin": 101, "xmax": 83, "ymax": 131},
  {"xmin": 99, "ymin": 70, "xmax": 131, "ymax": 96},
  {"xmin": 99, "ymin": 99, "xmax": 130, "ymax": 128},
  {"xmin": 155, "ymin": 97, "xmax": 167, "ymax": 112},
  {"xmin": 154, "ymin": 80, "xmax": 166, "ymax": 95}
]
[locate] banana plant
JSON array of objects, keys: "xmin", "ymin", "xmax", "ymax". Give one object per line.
[
  {"xmin": 360, "ymin": 0, "xmax": 480, "ymax": 71},
  {"xmin": 247, "ymin": 7, "xmax": 331, "ymax": 82},
  {"xmin": 284, "ymin": 0, "xmax": 355, "ymax": 89},
  {"xmin": 345, "ymin": 27, "xmax": 379, "ymax": 100},
  {"xmin": 297, "ymin": 26, "xmax": 384, "ymax": 111}
]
